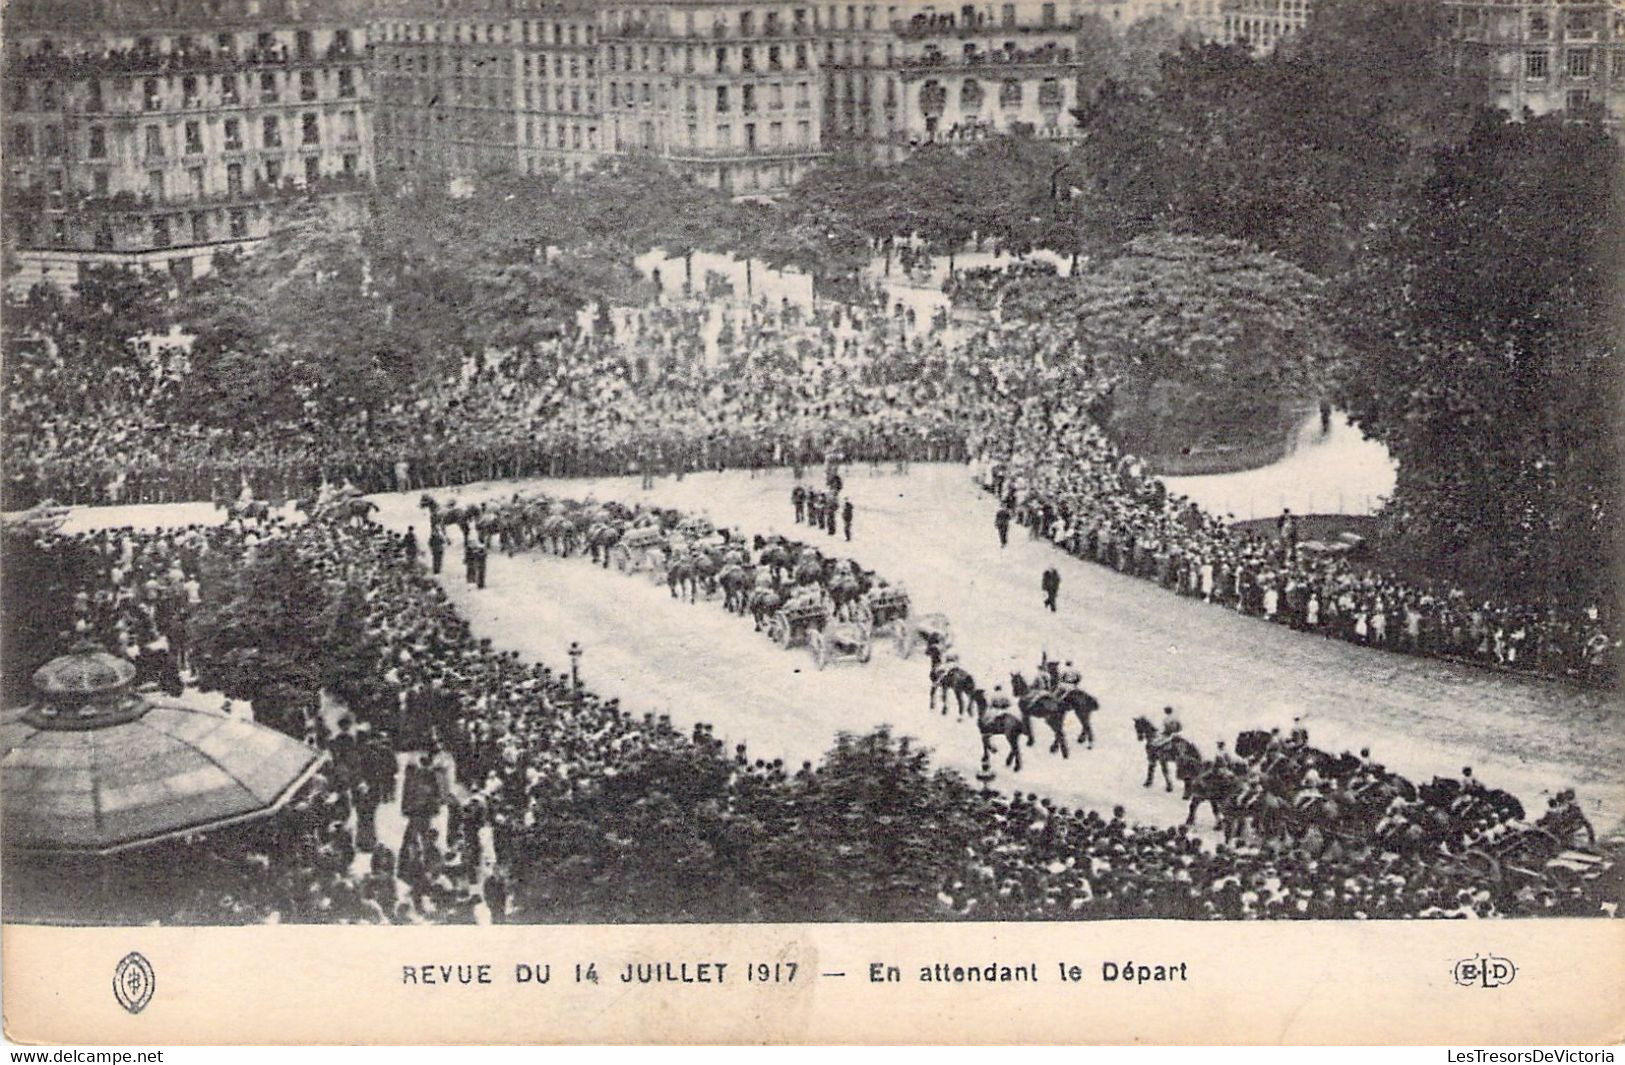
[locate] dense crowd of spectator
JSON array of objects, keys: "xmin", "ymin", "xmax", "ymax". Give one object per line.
[
  {"xmin": 3, "ymin": 298, "xmax": 964, "ymax": 510},
  {"xmin": 5, "ymin": 504, "xmax": 1613, "ymax": 923},
  {"xmin": 4, "ymin": 276, "xmax": 1617, "ymax": 686},
  {"xmin": 968, "ymin": 364, "xmax": 1619, "ymax": 684}
]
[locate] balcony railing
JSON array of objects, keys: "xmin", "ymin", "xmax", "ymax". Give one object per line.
[
  {"xmin": 900, "ymin": 44, "xmax": 1077, "ymax": 71},
  {"xmin": 3, "ymin": 41, "xmax": 364, "ymax": 81},
  {"xmin": 663, "ymin": 143, "xmax": 825, "ymax": 161},
  {"xmin": 892, "ymin": 15, "xmax": 1079, "ymax": 38}
]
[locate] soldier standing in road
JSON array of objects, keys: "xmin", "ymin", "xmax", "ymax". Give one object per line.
[
  {"xmin": 1042, "ymin": 566, "xmax": 1060, "ymax": 612},
  {"xmin": 995, "ymin": 504, "xmax": 1011, "ymax": 548},
  {"xmin": 842, "ymin": 499, "xmax": 854, "ymax": 541},
  {"xmin": 429, "ymin": 525, "xmax": 445, "ymax": 575},
  {"xmin": 470, "ymin": 536, "xmax": 488, "ymax": 589},
  {"xmin": 792, "ymin": 484, "xmax": 806, "ymax": 524}
]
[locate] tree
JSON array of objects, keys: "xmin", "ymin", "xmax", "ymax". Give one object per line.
[
  {"xmin": 1069, "ymin": 1, "xmax": 1480, "ymax": 273},
  {"xmin": 1335, "ymin": 113, "xmax": 1624, "ymax": 601},
  {"xmin": 179, "ymin": 202, "xmax": 416, "ymax": 428},
  {"xmin": 1004, "ymin": 234, "xmax": 1334, "ymax": 456},
  {"xmin": 188, "ymin": 539, "xmax": 327, "ymax": 737}
]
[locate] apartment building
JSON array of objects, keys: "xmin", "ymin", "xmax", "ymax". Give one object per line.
[
  {"xmin": 1445, "ymin": 0, "xmax": 1624, "ymax": 129},
  {"xmin": 1211, "ymin": 0, "xmax": 1311, "ymax": 53},
  {"xmin": 597, "ymin": 2, "xmax": 826, "ymax": 195},
  {"xmin": 2, "ymin": 0, "xmax": 374, "ymax": 287},
  {"xmin": 880, "ymin": 0, "xmax": 1094, "ymax": 153}
]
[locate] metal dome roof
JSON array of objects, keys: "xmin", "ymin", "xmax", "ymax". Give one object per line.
[
  {"xmin": 3, "ymin": 695, "xmax": 327, "ymax": 855},
  {"xmin": 31, "ymin": 640, "xmax": 137, "ymax": 704}
]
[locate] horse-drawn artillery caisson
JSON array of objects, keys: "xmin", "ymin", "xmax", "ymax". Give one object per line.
[
  {"xmin": 895, "ymin": 611, "xmax": 953, "ymax": 659},
  {"xmin": 613, "ymin": 525, "xmax": 666, "ymax": 578},
  {"xmin": 769, "ymin": 595, "xmax": 831, "ymax": 649},
  {"xmin": 857, "ymin": 585, "xmax": 910, "ymax": 639},
  {"xmin": 1440, "ymin": 822, "xmax": 1609, "ymax": 894},
  {"xmin": 810, "ymin": 620, "xmax": 873, "ymax": 669}
]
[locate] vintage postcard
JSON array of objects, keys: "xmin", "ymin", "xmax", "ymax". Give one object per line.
[{"xmin": 1, "ymin": 0, "xmax": 1621, "ymax": 1047}]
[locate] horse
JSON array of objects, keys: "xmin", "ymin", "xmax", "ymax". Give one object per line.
[
  {"xmin": 1182, "ymin": 763, "xmax": 1240, "ymax": 834},
  {"xmin": 335, "ymin": 498, "xmax": 380, "ymax": 525},
  {"xmin": 748, "ymin": 586, "xmax": 781, "ymax": 631},
  {"xmin": 420, "ymin": 494, "xmax": 478, "ymax": 542},
  {"xmin": 666, "ymin": 554, "xmax": 698, "ymax": 603},
  {"xmin": 758, "ymin": 542, "xmax": 791, "ymax": 581},
  {"xmin": 793, "ymin": 554, "xmax": 823, "ymax": 586},
  {"xmin": 931, "ymin": 663, "xmax": 977, "ymax": 717},
  {"xmin": 690, "ymin": 549, "xmax": 721, "ymax": 598},
  {"xmin": 298, "ymin": 496, "xmax": 378, "ymax": 525},
  {"xmin": 540, "ymin": 514, "xmax": 575, "ymax": 556},
  {"xmin": 1059, "ymin": 687, "xmax": 1101, "ymax": 747},
  {"xmin": 1535, "ymin": 802, "xmax": 1597, "ymax": 850},
  {"xmin": 1234, "ymin": 729, "xmax": 1272, "ymax": 761},
  {"xmin": 1132, "ymin": 715, "xmax": 1201, "ymax": 793},
  {"xmin": 1015, "ymin": 687, "xmax": 1070, "ymax": 759},
  {"xmin": 222, "ymin": 498, "xmax": 272, "ymax": 524},
  {"xmin": 717, "ymin": 563, "xmax": 752, "ymax": 613},
  {"xmin": 828, "ymin": 571, "xmax": 863, "ymax": 620},
  {"xmin": 975, "ymin": 689, "xmax": 1024, "ymax": 772},
  {"xmin": 587, "ymin": 522, "xmax": 622, "ymax": 568}
]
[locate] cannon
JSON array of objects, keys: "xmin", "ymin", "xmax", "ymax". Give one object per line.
[
  {"xmin": 768, "ymin": 599, "xmax": 831, "ymax": 649},
  {"xmin": 810, "ymin": 620, "xmax": 874, "ymax": 669}
]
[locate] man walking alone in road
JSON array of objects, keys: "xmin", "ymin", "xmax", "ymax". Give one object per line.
[
  {"xmin": 842, "ymin": 499, "xmax": 854, "ymax": 542},
  {"xmin": 1042, "ymin": 566, "xmax": 1060, "ymax": 612},
  {"xmin": 995, "ymin": 504, "xmax": 1011, "ymax": 548}
]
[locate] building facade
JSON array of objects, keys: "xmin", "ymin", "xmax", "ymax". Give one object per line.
[
  {"xmin": 883, "ymin": 1, "xmax": 1094, "ymax": 153},
  {"xmin": 1210, "ymin": 0, "xmax": 1311, "ymax": 53},
  {"xmin": 1445, "ymin": 0, "xmax": 1625, "ymax": 129},
  {"xmin": 2, "ymin": 0, "xmax": 374, "ymax": 288},
  {"xmin": 595, "ymin": 2, "xmax": 826, "ymax": 195},
  {"xmin": 372, "ymin": 0, "xmax": 600, "ymax": 177}
]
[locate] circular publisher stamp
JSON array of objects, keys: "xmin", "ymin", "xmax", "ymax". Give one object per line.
[{"xmin": 113, "ymin": 951, "xmax": 155, "ymax": 1015}]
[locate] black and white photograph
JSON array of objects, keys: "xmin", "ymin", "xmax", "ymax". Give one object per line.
[{"xmin": 0, "ymin": 0, "xmax": 1621, "ymax": 1045}]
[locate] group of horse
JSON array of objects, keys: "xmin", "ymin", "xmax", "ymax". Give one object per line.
[
  {"xmin": 1120, "ymin": 721, "xmax": 1582, "ymax": 856},
  {"xmin": 917, "ymin": 636, "xmax": 1585, "ymax": 862},
  {"xmin": 216, "ymin": 493, "xmax": 379, "ymax": 526},
  {"xmin": 418, "ymin": 491, "xmax": 887, "ymax": 635},
  {"xmin": 925, "ymin": 650, "xmax": 1102, "ymax": 773}
]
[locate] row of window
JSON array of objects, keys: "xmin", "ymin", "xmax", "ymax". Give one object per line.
[
  {"xmin": 520, "ymin": 52, "xmax": 594, "ymax": 78},
  {"xmin": 380, "ymin": 111, "xmax": 509, "ymax": 141},
  {"xmin": 1456, "ymin": 6, "xmax": 1622, "ymax": 40},
  {"xmin": 377, "ymin": 19, "xmax": 594, "ymax": 47},
  {"xmin": 385, "ymin": 76, "xmax": 513, "ymax": 109},
  {"xmin": 702, "ymin": 118, "xmax": 815, "ymax": 150},
  {"xmin": 608, "ymin": 80, "xmax": 815, "ymax": 113},
  {"xmin": 14, "ymin": 150, "xmax": 363, "ymax": 214},
  {"xmin": 8, "ymin": 66, "xmax": 359, "ymax": 112},
  {"xmin": 12, "ymin": 28, "xmax": 355, "ymax": 66},
  {"xmin": 1524, "ymin": 45, "xmax": 1624, "ymax": 77},
  {"xmin": 16, "ymin": 207, "xmax": 252, "ymax": 251},
  {"xmin": 522, "ymin": 83, "xmax": 597, "ymax": 112},
  {"xmin": 518, "ymin": 116, "xmax": 598, "ymax": 152},
  {"xmin": 605, "ymin": 41, "xmax": 813, "ymax": 75},
  {"xmin": 918, "ymin": 74, "xmax": 1067, "ymax": 111},
  {"xmin": 9, "ymin": 111, "xmax": 361, "ymax": 161}
]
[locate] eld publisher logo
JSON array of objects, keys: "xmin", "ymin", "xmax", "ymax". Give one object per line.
[
  {"xmin": 113, "ymin": 951, "xmax": 155, "ymax": 1014},
  {"xmin": 1453, "ymin": 954, "xmax": 1517, "ymax": 989}
]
